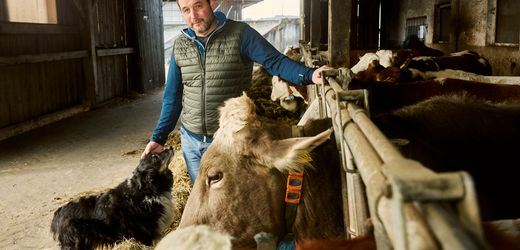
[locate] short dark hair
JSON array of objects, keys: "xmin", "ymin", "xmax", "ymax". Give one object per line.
[{"xmin": 176, "ymin": 0, "xmax": 212, "ymax": 8}]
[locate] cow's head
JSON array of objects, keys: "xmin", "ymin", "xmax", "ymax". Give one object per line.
[
  {"xmin": 270, "ymin": 76, "xmax": 308, "ymax": 113},
  {"xmin": 178, "ymin": 93, "xmax": 343, "ymax": 247}
]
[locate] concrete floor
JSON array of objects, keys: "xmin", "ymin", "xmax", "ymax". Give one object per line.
[{"xmin": 0, "ymin": 89, "xmax": 165, "ymax": 249}]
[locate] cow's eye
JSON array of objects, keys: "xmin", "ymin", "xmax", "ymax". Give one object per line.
[{"xmin": 206, "ymin": 171, "xmax": 223, "ymax": 186}]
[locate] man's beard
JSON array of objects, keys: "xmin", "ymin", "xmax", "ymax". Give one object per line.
[{"xmin": 192, "ymin": 16, "xmax": 215, "ymax": 35}]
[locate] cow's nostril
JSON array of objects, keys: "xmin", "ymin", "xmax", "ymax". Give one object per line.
[{"xmin": 207, "ymin": 172, "xmax": 223, "ymax": 186}]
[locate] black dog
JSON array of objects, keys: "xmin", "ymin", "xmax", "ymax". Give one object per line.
[{"xmin": 51, "ymin": 148, "xmax": 175, "ymax": 250}]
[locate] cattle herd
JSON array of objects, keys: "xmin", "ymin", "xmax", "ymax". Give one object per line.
[
  {"xmin": 51, "ymin": 44, "xmax": 520, "ymax": 249},
  {"xmin": 342, "ymin": 46, "xmax": 520, "ymax": 223}
]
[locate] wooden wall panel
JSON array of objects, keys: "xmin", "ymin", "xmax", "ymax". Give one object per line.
[
  {"xmin": 0, "ymin": 0, "xmax": 84, "ymax": 129},
  {"xmin": 96, "ymin": 56, "xmax": 127, "ymax": 103},
  {"xmin": 129, "ymin": 0, "xmax": 165, "ymax": 92},
  {"xmin": 0, "ymin": 0, "xmax": 162, "ymax": 139},
  {"xmin": 0, "ymin": 59, "xmax": 85, "ymax": 128},
  {"xmin": 56, "ymin": 0, "xmax": 79, "ymax": 25},
  {"xmin": 92, "ymin": 0, "xmax": 130, "ymax": 103}
]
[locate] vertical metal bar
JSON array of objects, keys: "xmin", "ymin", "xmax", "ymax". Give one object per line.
[
  {"xmin": 333, "ymin": 88, "xmax": 370, "ymax": 238},
  {"xmin": 321, "ymin": 82, "xmax": 373, "ymax": 239},
  {"xmin": 340, "ymin": 167, "xmax": 351, "ymax": 238},
  {"xmin": 456, "ymin": 172, "xmax": 484, "ymax": 242},
  {"xmin": 315, "ymin": 83, "xmax": 324, "ymax": 118}
]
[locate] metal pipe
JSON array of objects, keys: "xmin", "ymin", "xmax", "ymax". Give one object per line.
[
  {"xmin": 422, "ymin": 203, "xmax": 485, "ymax": 250},
  {"xmin": 347, "ymin": 103, "xmax": 402, "ymax": 163},
  {"xmin": 301, "ymin": 78, "xmax": 487, "ymax": 249},
  {"xmin": 318, "ymin": 83, "xmax": 385, "ymax": 241}
]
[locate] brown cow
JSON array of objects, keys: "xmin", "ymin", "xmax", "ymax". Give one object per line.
[
  {"xmin": 348, "ymin": 78, "xmax": 520, "ymax": 114},
  {"xmin": 346, "ymin": 76, "xmax": 520, "ymax": 220},
  {"xmin": 178, "ymin": 93, "xmax": 344, "ymax": 247},
  {"xmin": 372, "ymin": 94, "xmax": 520, "ymax": 220}
]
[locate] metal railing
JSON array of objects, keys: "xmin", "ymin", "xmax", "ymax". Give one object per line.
[{"xmin": 297, "ymin": 57, "xmax": 489, "ymax": 249}]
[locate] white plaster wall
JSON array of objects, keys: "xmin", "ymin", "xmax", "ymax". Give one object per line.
[{"xmin": 458, "ymin": 0, "xmax": 487, "ymax": 46}]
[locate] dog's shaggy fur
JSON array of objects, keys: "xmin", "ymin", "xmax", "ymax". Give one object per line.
[{"xmin": 51, "ymin": 148, "xmax": 175, "ymax": 250}]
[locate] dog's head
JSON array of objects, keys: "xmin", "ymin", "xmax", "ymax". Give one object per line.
[{"xmin": 132, "ymin": 147, "xmax": 174, "ymax": 192}]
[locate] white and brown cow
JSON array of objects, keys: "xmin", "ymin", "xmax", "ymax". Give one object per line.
[
  {"xmin": 351, "ymin": 49, "xmax": 494, "ymax": 84},
  {"xmin": 270, "ymin": 46, "xmax": 309, "ymax": 114},
  {"xmin": 178, "ymin": 93, "xmax": 344, "ymax": 247},
  {"xmin": 270, "ymin": 75, "xmax": 308, "ymax": 113}
]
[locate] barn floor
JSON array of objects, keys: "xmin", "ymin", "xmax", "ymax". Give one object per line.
[{"xmin": 0, "ymin": 89, "xmax": 166, "ymax": 249}]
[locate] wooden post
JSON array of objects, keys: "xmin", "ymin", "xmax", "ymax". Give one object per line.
[
  {"xmin": 0, "ymin": 0, "xmax": 7, "ymax": 22},
  {"xmin": 81, "ymin": 0, "xmax": 99, "ymax": 106},
  {"xmin": 328, "ymin": 0, "xmax": 351, "ymax": 68},
  {"xmin": 310, "ymin": 0, "xmax": 321, "ymax": 47},
  {"xmin": 129, "ymin": 0, "xmax": 165, "ymax": 92},
  {"xmin": 300, "ymin": 0, "xmax": 311, "ymax": 42},
  {"xmin": 450, "ymin": 0, "xmax": 460, "ymax": 52}
]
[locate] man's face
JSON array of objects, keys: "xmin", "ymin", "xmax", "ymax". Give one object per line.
[{"xmin": 178, "ymin": 0, "xmax": 217, "ymax": 37}]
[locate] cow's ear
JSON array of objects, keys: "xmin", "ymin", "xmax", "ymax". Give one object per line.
[{"xmin": 261, "ymin": 128, "xmax": 333, "ymax": 172}]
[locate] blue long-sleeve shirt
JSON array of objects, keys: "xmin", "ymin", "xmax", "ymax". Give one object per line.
[{"xmin": 151, "ymin": 12, "xmax": 316, "ymax": 145}]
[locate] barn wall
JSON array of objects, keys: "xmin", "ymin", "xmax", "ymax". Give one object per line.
[
  {"xmin": 92, "ymin": 0, "xmax": 133, "ymax": 103},
  {"xmin": 0, "ymin": 0, "xmax": 85, "ymax": 128},
  {"xmin": 397, "ymin": 0, "xmax": 520, "ymax": 76},
  {"xmin": 0, "ymin": 0, "xmax": 165, "ymax": 140},
  {"xmin": 129, "ymin": 0, "xmax": 165, "ymax": 92},
  {"xmin": 454, "ymin": 0, "xmax": 520, "ymax": 76}
]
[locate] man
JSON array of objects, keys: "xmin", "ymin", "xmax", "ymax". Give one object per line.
[{"xmin": 142, "ymin": 0, "xmax": 331, "ymax": 183}]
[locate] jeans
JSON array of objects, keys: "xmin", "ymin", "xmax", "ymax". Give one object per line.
[{"xmin": 180, "ymin": 126, "xmax": 213, "ymax": 184}]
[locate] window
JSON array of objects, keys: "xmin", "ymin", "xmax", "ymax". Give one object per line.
[
  {"xmin": 406, "ymin": 16, "xmax": 427, "ymax": 42},
  {"xmin": 496, "ymin": 0, "xmax": 519, "ymax": 44},
  {"xmin": 5, "ymin": 0, "xmax": 57, "ymax": 24},
  {"xmin": 487, "ymin": 0, "xmax": 519, "ymax": 45},
  {"xmin": 434, "ymin": 3, "xmax": 451, "ymax": 43}
]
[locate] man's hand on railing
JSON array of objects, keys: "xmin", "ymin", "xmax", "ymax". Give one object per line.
[{"xmin": 312, "ymin": 65, "xmax": 334, "ymax": 85}]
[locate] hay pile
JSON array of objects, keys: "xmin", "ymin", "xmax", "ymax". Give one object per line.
[
  {"xmin": 163, "ymin": 130, "xmax": 191, "ymax": 231},
  {"xmin": 110, "ymin": 239, "xmax": 153, "ymax": 250}
]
